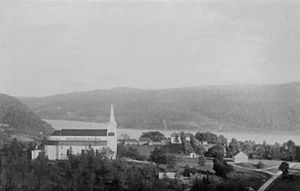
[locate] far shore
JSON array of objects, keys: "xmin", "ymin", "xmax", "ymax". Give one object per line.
[{"xmin": 45, "ymin": 119, "xmax": 300, "ymax": 145}]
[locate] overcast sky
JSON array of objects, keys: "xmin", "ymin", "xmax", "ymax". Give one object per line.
[{"xmin": 0, "ymin": 0, "xmax": 299, "ymax": 97}]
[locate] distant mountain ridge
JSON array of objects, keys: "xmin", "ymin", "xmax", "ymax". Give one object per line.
[
  {"xmin": 20, "ymin": 83, "xmax": 300, "ymax": 132},
  {"xmin": 0, "ymin": 94, "xmax": 54, "ymax": 143}
]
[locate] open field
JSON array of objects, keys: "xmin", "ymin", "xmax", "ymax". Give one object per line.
[
  {"xmin": 248, "ymin": 159, "xmax": 283, "ymax": 168},
  {"xmin": 175, "ymin": 155, "xmax": 215, "ymax": 173}
]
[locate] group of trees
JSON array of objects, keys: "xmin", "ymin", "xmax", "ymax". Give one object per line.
[
  {"xmin": 227, "ymin": 138, "xmax": 300, "ymax": 162},
  {"xmin": 149, "ymin": 147, "xmax": 177, "ymax": 168},
  {"xmin": 0, "ymin": 139, "xmax": 187, "ymax": 191},
  {"xmin": 123, "ymin": 130, "xmax": 300, "ymax": 164},
  {"xmin": 117, "ymin": 144, "xmax": 146, "ymax": 160},
  {"xmin": 213, "ymin": 158, "xmax": 233, "ymax": 179},
  {"xmin": 195, "ymin": 132, "xmax": 227, "ymax": 145},
  {"xmin": 140, "ymin": 131, "xmax": 166, "ymax": 142}
]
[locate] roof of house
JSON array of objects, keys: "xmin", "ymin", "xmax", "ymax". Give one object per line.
[
  {"xmin": 171, "ymin": 132, "xmax": 192, "ymax": 137},
  {"xmin": 124, "ymin": 139, "xmax": 138, "ymax": 142},
  {"xmin": 51, "ymin": 129, "xmax": 108, "ymax": 136},
  {"xmin": 234, "ymin": 151, "xmax": 248, "ymax": 157}
]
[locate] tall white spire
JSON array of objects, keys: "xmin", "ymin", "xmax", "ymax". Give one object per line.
[{"xmin": 109, "ymin": 104, "xmax": 116, "ymax": 124}]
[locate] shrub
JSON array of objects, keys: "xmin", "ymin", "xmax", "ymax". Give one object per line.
[{"xmin": 256, "ymin": 161, "xmax": 265, "ymax": 169}]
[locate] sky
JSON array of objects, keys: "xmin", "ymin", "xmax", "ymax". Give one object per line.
[{"xmin": 0, "ymin": 0, "xmax": 299, "ymax": 97}]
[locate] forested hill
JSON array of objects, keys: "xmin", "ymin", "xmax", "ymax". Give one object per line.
[
  {"xmin": 0, "ymin": 94, "xmax": 54, "ymax": 143},
  {"xmin": 20, "ymin": 83, "xmax": 300, "ymax": 132}
]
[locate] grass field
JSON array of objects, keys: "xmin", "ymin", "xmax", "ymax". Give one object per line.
[
  {"xmin": 174, "ymin": 155, "xmax": 271, "ymax": 189},
  {"xmin": 248, "ymin": 159, "xmax": 283, "ymax": 168}
]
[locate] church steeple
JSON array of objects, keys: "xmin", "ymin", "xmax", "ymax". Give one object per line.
[{"xmin": 109, "ymin": 104, "xmax": 116, "ymax": 124}]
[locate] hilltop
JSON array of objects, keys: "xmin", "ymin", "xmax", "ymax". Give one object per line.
[
  {"xmin": 0, "ymin": 94, "xmax": 54, "ymax": 144},
  {"xmin": 20, "ymin": 83, "xmax": 300, "ymax": 133}
]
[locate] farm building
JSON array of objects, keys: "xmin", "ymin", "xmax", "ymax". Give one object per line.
[
  {"xmin": 233, "ymin": 151, "xmax": 248, "ymax": 163},
  {"xmin": 171, "ymin": 132, "xmax": 182, "ymax": 144},
  {"xmin": 158, "ymin": 172, "xmax": 176, "ymax": 179},
  {"xmin": 123, "ymin": 139, "xmax": 138, "ymax": 145}
]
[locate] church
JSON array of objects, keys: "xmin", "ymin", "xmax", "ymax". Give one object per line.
[{"xmin": 42, "ymin": 105, "xmax": 117, "ymax": 160}]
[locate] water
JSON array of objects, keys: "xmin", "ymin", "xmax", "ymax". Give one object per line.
[{"xmin": 46, "ymin": 119, "xmax": 300, "ymax": 145}]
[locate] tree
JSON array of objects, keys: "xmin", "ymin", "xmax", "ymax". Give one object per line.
[
  {"xmin": 217, "ymin": 135, "xmax": 227, "ymax": 146},
  {"xmin": 140, "ymin": 131, "xmax": 166, "ymax": 142},
  {"xmin": 256, "ymin": 161, "xmax": 265, "ymax": 169},
  {"xmin": 183, "ymin": 165, "xmax": 191, "ymax": 177},
  {"xmin": 270, "ymin": 143, "xmax": 281, "ymax": 160},
  {"xmin": 195, "ymin": 132, "xmax": 218, "ymax": 144},
  {"xmin": 241, "ymin": 141, "xmax": 254, "ymax": 155},
  {"xmin": 181, "ymin": 135, "xmax": 194, "ymax": 155},
  {"xmin": 295, "ymin": 146, "xmax": 300, "ymax": 162},
  {"xmin": 150, "ymin": 147, "xmax": 167, "ymax": 164},
  {"xmin": 166, "ymin": 154, "xmax": 177, "ymax": 169},
  {"xmin": 255, "ymin": 145, "xmax": 266, "ymax": 159},
  {"xmin": 198, "ymin": 155, "xmax": 205, "ymax": 166},
  {"xmin": 286, "ymin": 140, "xmax": 296, "ymax": 161},
  {"xmin": 213, "ymin": 157, "xmax": 233, "ymax": 178},
  {"xmin": 206, "ymin": 144, "xmax": 225, "ymax": 158},
  {"xmin": 229, "ymin": 138, "xmax": 241, "ymax": 156},
  {"xmin": 279, "ymin": 162, "xmax": 289, "ymax": 176},
  {"xmin": 117, "ymin": 144, "xmax": 145, "ymax": 160},
  {"xmin": 280, "ymin": 140, "xmax": 296, "ymax": 161}
]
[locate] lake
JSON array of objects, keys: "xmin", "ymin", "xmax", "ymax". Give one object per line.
[{"xmin": 45, "ymin": 119, "xmax": 300, "ymax": 145}]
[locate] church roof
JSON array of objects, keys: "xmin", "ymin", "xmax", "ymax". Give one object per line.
[{"xmin": 51, "ymin": 129, "xmax": 108, "ymax": 136}]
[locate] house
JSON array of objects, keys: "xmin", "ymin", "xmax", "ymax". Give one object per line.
[
  {"xmin": 233, "ymin": 151, "xmax": 248, "ymax": 163},
  {"xmin": 117, "ymin": 139, "xmax": 124, "ymax": 144},
  {"xmin": 201, "ymin": 141, "xmax": 208, "ymax": 145},
  {"xmin": 182, "ymin": 132, "xmax": 193, "ymax": 143},
  {"xmin": 160, "ymin": 139, "xmax": 168, "ymax": 145},
  {"xmin": 170, "ymin": 132, "xmax": 182, "ymax": 144},
  {"xmin": 190, "ymin": 152, "xmax": 198, "ymax": 158},
  {"xmin": 42, "ymin": 105, "xmax": 117, "ymax": 160},
  {"xmin": 31, "ymin": 149, "xmax": 42, "ymax": 160},
  {"xmin": 149, "ymin": 140, "xmax": 163, "ymax": 146},
  {"xmin": 158, "ymin": 172, "xmax": 176, "ymax": 179},
  {"xmin": 124, "ymin": 139, "xmax": 139, "ymax": 145},
  {"xmin": 138, "ymin": 137, "xmax": 151, "ymax": 145}
]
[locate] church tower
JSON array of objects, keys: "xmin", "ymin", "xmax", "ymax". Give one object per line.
[
  {"xmin": 109, "ymin": 104, "xmax": 116, "ymax": 125},
  {"xmin": 107, "ymin": 104, "xmax": 117, "ymax": 159},
  {"xmin": 109, "ymin": 104, "xmax": 117, "ymax": 132}
]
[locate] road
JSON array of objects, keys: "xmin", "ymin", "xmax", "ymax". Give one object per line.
[{"xmin": 229, "ymin": 162, "xmax": 278, "ymax": 176}]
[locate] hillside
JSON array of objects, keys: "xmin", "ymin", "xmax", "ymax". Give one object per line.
[
  {"xmin": 20, "ymin": 83, "xmax": 300, "ymax": 132},
  {"xmin": 0, "ymin": 94, "xmax": 54, "ymax": 144}
]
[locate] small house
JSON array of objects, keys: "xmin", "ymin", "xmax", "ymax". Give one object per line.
[
  {"xmin": 31, "ymin": 149, "xmax": 42, "ymax": 160},
  {"xmin": 138, "ymin": 137, "xmax": 151, "ymax": 145},
  {"xmin": 158, "ymin": 172, "xmax": 176, "ymax": 179},
  {"xmin": 124, "ymin": 139, "xmax": 139, "ymax": 146},
  {"xmin": 171, "ymin": 132, "xmax": 182, "ymax": 144},
  {"xmin": 190, "ymin": 152, "xmax": 198, "ymax": 158},
  {"xmin": 182, "ymin": 132, "xmax": 193, "ymax": 143},
  {"xmin": 233, "ymin": 151, "xmax": 248, "ymax": 163},
  {"xmin": 149, "ymin": 140, "xmax": 162, "ymax": 146}
]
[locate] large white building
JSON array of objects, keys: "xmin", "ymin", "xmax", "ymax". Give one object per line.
[{"xmin": 43, "ymin": 105, "xmax": 117, "ymax": 160}]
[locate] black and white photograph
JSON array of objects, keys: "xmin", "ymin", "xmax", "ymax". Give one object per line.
[{"xmin": 0, "ymin": 0, "xmax": 299, "ymax": 190}]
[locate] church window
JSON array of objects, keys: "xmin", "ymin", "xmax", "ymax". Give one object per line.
[{"xmin": 108, "ymin": 132, "xmax": 115, "ymax": 136}]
